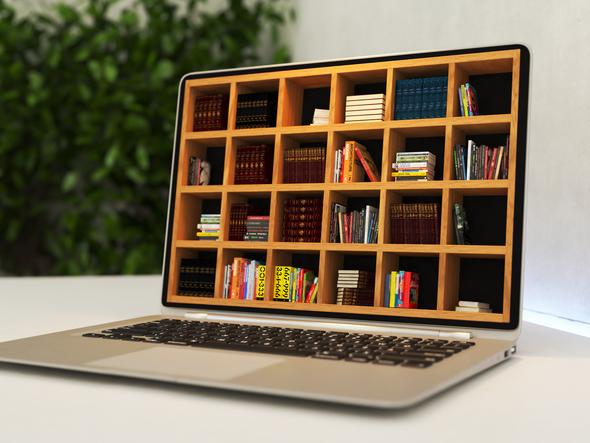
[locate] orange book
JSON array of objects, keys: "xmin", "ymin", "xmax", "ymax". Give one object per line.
[{"xmin": 342, "ymin": 141, "xmax": 365, "ymax": 183}]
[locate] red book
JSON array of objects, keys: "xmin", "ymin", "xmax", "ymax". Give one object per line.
[{"xmin": 402, "ymin": 271, "xmax": 412, "ymax": 308}]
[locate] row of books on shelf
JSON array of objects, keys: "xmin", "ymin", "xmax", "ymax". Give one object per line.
[
  {"xmin": 234, "ymin": 144, "xmax": 273, "ymax": 184},
  {"xmin": 283, "ymin": 146, "xmax": 326, "ymax": 183},
  {"xmin": 394, "ymin": 76, "xmax": 448, "ymax": 120},
  {"xmin": 235, "ymin": 92, "xmax": 278, "ymax": 129},
  {"xmin": 345, "ymin": 93, "xmax": 385, "ymax": 123},
  {"xmin": 193, "ymin": 94, "xmax": 228, "ymax": 132},
  {"xmin": 383, "ymin": 270, "xmax": 419, "ymax": 308},
  {"xmin": 453, "ymin": 139, "xmax": 508, "ymax": 180},
  {"xmin": 337, "ymin": 270, "xmax": 374, "ymax": 306},
  {"xmin": 177, "ymin": 258, "xmax": 216, "ymax": 296},
  {"xmin": 221, "ymin": 259, "xmax": 319, "ymax": 303},
  {"xmin": 392, "ymin": 151, "xmax": 436, "ymax": 181},
  {"xmin": 282, "ymin": 198, "xmax": 322, "ymax": 242},
  {"xmin": 333, "ymin": 140, "xmax": 381, "ymax": 183},
  {"xmin": 329, "ymin": 203, "xmax": 379, "ymax": 244},
  {"xmin": 391, "ymin": 203, "xmax": 440, "ymax": 244},
  {"xmin": 196, "ymin": 213, "xmax": 221, "ymax": 240},
  {"xmin": 228, "ymin": 204, "xmax": 270, "ymax": 242}
]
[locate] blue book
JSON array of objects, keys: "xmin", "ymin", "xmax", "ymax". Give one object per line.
[
  {"xmin": 413, "ymin": 78, "xmax": 423, "ymax": 120},
  {"xmin": 384, "ymin": 273, "xmax": 390, "ymax": 308}
]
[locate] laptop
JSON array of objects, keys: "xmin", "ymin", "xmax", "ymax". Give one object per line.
[{"xmin": 0, "ymin": 44, "xmax": 530, "ymax": 408}]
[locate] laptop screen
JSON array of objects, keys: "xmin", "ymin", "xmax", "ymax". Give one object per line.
[{"xmin": 161, "ymin": 45, "xmax": 529, "ymax": 331}]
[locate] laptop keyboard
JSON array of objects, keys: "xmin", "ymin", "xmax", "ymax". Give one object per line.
[{"xmin": 82, "ymin": 319, "xmax": 475, "ymax": 368}]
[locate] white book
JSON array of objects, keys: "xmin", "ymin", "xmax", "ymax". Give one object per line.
[
  {"xmin": 458, "ymin": 301, "xmax": 490, "ymax": 308},
  {"xmin": 466, "ymin": 139, "xmax": 476, "ymax": 180},
  {"xmin": 345, "ymin": 109, "xmax": 385, "ymax": 116},
  {"xmin": 455, "ymin": 306, "xmax": 492, "ymax": 313},
  {"xmin": 345, "ymin": 99, "xmax": 385, "ymax": 107},
  {"xmin": 345, "ymin": 115, "xmax": 384, "ymax": 122},
  {"xmin": 313, "ymin": 108, "xmax": 329, "ymax": 117},
  {"xmin": 197, "ymin": 223, "xmax": 220, "ymax": 229},
  {"xmin": 364, "ymin": 205, "xmax": 378, "ymax": 244},
  {"xmin": 346, "ymin": 93, "xmax": 385, "ymax": 102},
  {"xmin": 346, "ymin": 102, "xmax": 385, "ymax": 110}
]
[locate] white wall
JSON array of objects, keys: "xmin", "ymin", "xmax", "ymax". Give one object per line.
[{"xmin": 286, "ymin": 0, "xmax": 590, "ymax": 323}]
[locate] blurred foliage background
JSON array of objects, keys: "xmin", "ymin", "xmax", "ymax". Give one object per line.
[{"xmin": 0, "ymin": 0, "xmax": 292, "ymax": 275}]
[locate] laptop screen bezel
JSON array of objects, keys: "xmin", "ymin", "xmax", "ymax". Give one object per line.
[{"xmin": 160, "ymin": 44, "xmax": 530, "ymax": 331}]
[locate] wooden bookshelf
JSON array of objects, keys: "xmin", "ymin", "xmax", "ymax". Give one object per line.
[{"xmin": 166, "ymin": 47, "xmax": 524, "ymax": 324}]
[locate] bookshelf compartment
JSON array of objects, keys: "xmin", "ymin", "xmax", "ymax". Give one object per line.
[
  {"xmin": 445, "ymin": 255, "xmax": 505, "ymax": 314},
  {"xmin": 220, "ymin": 248, "xmax": 268, "ymax": 300},
  {"xmin": 378, "ymin": 252, "xmax": 439, "ymax": 310},
  {"xmin": 183, "ymin": 140, "xmax": 226, "ymax": 186},
  {"xmin": 188, "ymin": 83, "xmax": 231, "ymax": 132},
  {"xmin": 446, "ymin": 190, "xmax": 507, "ymax": 246},
  {"xmin": 392, "ymin": 64, "xmax": 449, "ymax": 120},
  {"xmin": 235, "ymin": 79, "xmax": 279, "ymax": 129},
  {"xmin": 333, "ymin": 70, "xmax": 388, "ymax": 124},
  {"xmin": 176, "ymin": 194, "xmax": 222, "ymax": 241},
  {"xmin": 274, "ymin": 191, "xmax": 324, "ymax": 243},
  {"xmin": 280, "ymin": 132, "xmax": 328, "ymax": 184},
  {"xmin": 383, "ymin": 189, "xmax": 442, "ymax": 245},
  {"xmin": 282, "ymin": 75, "xmax": 332, "ymax": 126},
  {"xmin": 331, "ymin": 129, "xmax": 384, "ymax": 183},
  {"xmin": 270, "ymin": 250, "xmax": 320, "ymax": 303},
  {"xmin": 174, "ymin": 248, "xmax": 218, "ymax": 298},
  {"xmin": 323, "ymin": 251, "xmax": 378, "ymax": 306},
  {"xmin": 452, "ymin": 59, "xmax": 513, "ymax": 117},
  {"xmin": 327, "ymin": 189, "xmax": 380, "ymax": 244},
  {"xmin": 227, "ymin": 134, "xmax": 275, "ymax": 185},
  {"xmin": 388, "ymin": 126, "xmax": 446, "ymax": 181}
]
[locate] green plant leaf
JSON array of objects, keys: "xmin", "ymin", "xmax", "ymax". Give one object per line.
[{"xmin": 62, "ymin": 171, "xmax": 78, "ymax": 192}]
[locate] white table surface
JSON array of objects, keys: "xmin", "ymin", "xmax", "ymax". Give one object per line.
[{"xmin": 0, "ymin": 276, "xmax": 588, "ymax": 443}]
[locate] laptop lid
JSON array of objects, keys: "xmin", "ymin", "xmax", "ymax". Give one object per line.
[{"xmin": 159, "ymin": 44, "xmax": 530, "ymax": 333}]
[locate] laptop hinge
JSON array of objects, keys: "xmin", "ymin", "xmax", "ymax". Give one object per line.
[{"xmin": 183, "ymin": 312, "xmax": 472, "ymax": 339}]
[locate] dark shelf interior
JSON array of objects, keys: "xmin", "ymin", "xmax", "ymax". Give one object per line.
[
  {"xmin": 458, "ymin": 257, "xmax": 504, "ymax": 312},
  {"xmin": 353, "ymin": 82, "xmax": 387, "ymax": 95},
  {"xmin": 467, "ymin": 72, "xmax": 512, "ymax": 115},
  {"xmin": 461, "ymin": 195, "xmax": 507, "ymax": 245},
  {"xmin": 301, "ymin": 87, "xmax": 331, "ymax": 125}
]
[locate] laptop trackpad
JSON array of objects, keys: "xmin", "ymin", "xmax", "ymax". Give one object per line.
[{"xmin": 89, "ymin": 347, "xmax": 285, "ymax": 381}]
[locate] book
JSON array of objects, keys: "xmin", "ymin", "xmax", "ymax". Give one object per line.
[
  {"xmin": 273, "ymin": 265, "xmax": 316, "ymax": 303},
  {"xmin": 311, "ymin": 108, "xmax": 329, "ymax": 125},
  {"xmin": 329, "ymin": 204, "xmax": 378, "ymax": 244},
  {"xmin": 455, "ymin": 306, "xmax": 492, "ymax": 313},
  {"xmin": 341, "ymin": 141, "xmax": 366, "ymax": 183},
  {"xmin": 458, "ymin": 83, "xmax": 479, "ymax": 116},
  {"xmin": 282, "ymin": 198, "xmax": 322, "ymax": 242},
  {"xmin": 223, "ymin": 258, "xmax": 266, "ymax": 300},
  {"xmin": 234, "ymin": 144, "xmax": 273, "ymax": 184},
  {"xmin": 458, "ymin": 300, "xmax": 490, "ymax": 309},
  {"xmin": 354, "ymin": 142, "xmax": 381, "ymax": 182},
  {"xmin": 392, "ymin": 151, "xmax": 436, "ymax": 181},
  {"xmin": 195, "ymin": 212, "xmax": 221, "ymax": 240},
  {"xmin": 383, "ymin": 270, "xmax": 420, "ymax": 308},
  {"xmin": 345, "ymin": 94, "xmax": 385, "ymax": 122},
  {"xmin": 394, "ymin": 76, "xmax": 447, "ymax": 120},
  {"xmin": 390, "ymin": 203, "xmax": 440, "ymax": 244},
  {"xmin": 236, "ymin": 92, "xmax": 278, "ymax": 129},
  {"xmin": 453, "ymin": 202, "xmax": 471, "ymax": 245},
  {"xmin": 255, "ymin": 265, "xmax": 266, "ymax": 300},
  {"xmin": 283, "ymin": 146, "xmax": 326, "ymax": 183},
  {"xmin": 453, "ymin": 141, "xmax": 507, "ymax": 180}
]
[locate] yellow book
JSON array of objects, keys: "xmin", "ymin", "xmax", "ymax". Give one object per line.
[
  {"xmin": 461, "ymin": 84, "xmax": 469, "ymax": 117},
  {"xmin": 308, "ymin": 283, "xmax": 318, "ymax": 303},
  {"xmin": 255, "ymin": 265, "xmax": 266, "ymax": 300},
  {"xmin": 196, "ymin": 231, "xmax": 219, "ymax": 237},
  {"xmin": 389, "ymin": 271, "xmax": 397, "ymax": 307},
  {"xmin": 273, "ymin": 266, "xmax": 292, "ymax": 301}
]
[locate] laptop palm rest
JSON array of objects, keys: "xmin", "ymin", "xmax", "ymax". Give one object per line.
[{"xmin": 89, "ymin": 347, "xmax": 285, "ymax": 381}]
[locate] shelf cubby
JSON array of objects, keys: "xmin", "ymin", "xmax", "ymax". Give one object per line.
[
  {"xmin": 176, "ymin": 193, "xmax": 222, "ymax": 241},
  {"xmin": 382, "ymin": 189, "xmax": 443, "ymax": 245},
  {"xmin": 171, "ymin": 247, "xmax": 219, "ymax": 298},
  {"xmin": 281, "ymin": 75, "xmax": 332, "ymax": 126},
  {"xmin": 323, "ymin": 251, "xmax": 378, "ymax": 306},
  {"xmin": 170, "ymin": 46, "xmax": 525, "ymax": 323},
  {"xmin": 387, "ymin": 125, "xmax": 446, "ymax": 181},
  {"xmin": 442, "ymin": 255, "xmax": 505, "ymax": 314},
  {"xmin": 451, "ymin": 58, "xmax": 513, "ymax": 117},
  {"xmin": 376, "ymin": 252, "xmax": 439, "ymax": 310},
  {"xmin": 332, "ymin": 70, "xmax": 389, "ymax": 124}
]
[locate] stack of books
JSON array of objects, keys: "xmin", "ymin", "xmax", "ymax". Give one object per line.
[
  {"xmin": 228, "ymin": 203, "xmax": 260, "ymax": 241},
  {"xmin": 455, "ymin": 301, "xmax": 491, "ymax": 313},
  {"xmin": 329, "ymin": 203, "xmax": 378, "ymax": 244},
  {"xmin": 273, "ymin": 266, "xmax": 318, "ymax": 303},
  {"xmin": 333, "ymin": 141, "xmax": 381, "ymax": 183},
  {"xmin": 283, "ymin": 146, "xmax": 326, "ymax": 183},
  {"xmin": 222, "ymin": 257, "xmax": 266, "ymax": 300},
  {"xmin": 344, "ymin": 93, "xmax": 385, "ymax": 123},
  {"xmin": 383, "ymin": 270, "xmax": 420, "ymax": 308},
  {"xmin": 336, "ymin": 270, "xmax": 375, "ymax": 306},
  {"xmin": 457, "ymin": 83, "xmax": 479, "ymax": 116},
  {"xmin": 453, "ymin": 202, "xmax": 472, "ymax": 245},
  {"xmin": 391, "ymin": 151, "xmax": 436, "ymax": 181},
  {"xmin": 244, "ymin": 215, "xmax": 269, "ymax": 242},
  {"xmin": 311, "ymin": 108, "xmax": 329, "ymax": 125},
  {"xmin": 187, "ymin": 157, "xmax": 211, "ymax": 186},
  {"xmin": 390, "ymin": 203, "xmax": 440, "ymax": 244},
  {"xmin": 453, "ymin": 140, "xmax": 508, "ymax": 180},
  {"xmin": 177, "ymin": 258, "xmax": 216, "ymax": 297},
  {"xmin": 236, "ymin": 92, "xmax": 278, "ymax": 129},
  {"xmin": 196, "ymin": 213, "xmax": 221, "ymax": 240},
  {"xmin": 234, "ymin": 144, "xmax": 273, "ymax": 184},
  {"xmin": 193, "ymin": 94, "xmax": 228, "ymax": 131},
  {"xmin": 282, "ymin": 197, "xmax": 322, "ymax": 242}
]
